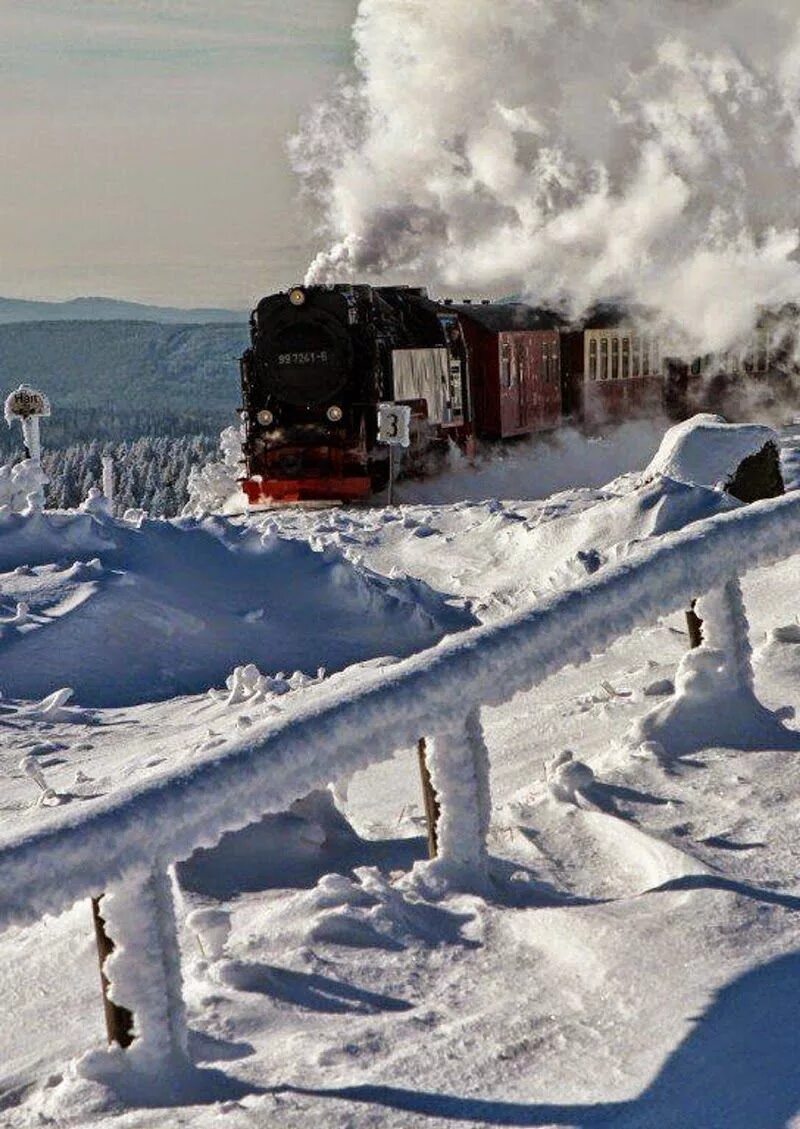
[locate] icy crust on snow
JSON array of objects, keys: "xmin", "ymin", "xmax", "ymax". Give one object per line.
[
  {"xmin": 643, "ymin": 413, "xmax": 779, "ymax": 488},
  {"xmin": 278, "ymin": 475, "xmax": 739, "ymax": 623},
  {"xmin": 1, "ymin": 490, "xmax": 799, "ymax": 933},
  {"xmin": 538, "ymin": 475, "xmax": 738, "ymax": 591},
  {"xmin": 0, "ymin": 509, "xmax": 473, "ymax": 706}
]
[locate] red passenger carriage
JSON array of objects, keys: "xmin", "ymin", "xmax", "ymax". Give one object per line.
[{"xmin": 447, "ymin": 301, "xmax": 563, "ymax": 439}]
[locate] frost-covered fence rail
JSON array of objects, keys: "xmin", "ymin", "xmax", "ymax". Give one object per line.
[{"xmin": 1, "ymin": 490, "xmax": 800, "ymax": 1079}]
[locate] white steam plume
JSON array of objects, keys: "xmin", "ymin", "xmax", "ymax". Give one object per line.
[{"xmin": 291, "ymin": 0, "xmax": 800, "ymax": 354}]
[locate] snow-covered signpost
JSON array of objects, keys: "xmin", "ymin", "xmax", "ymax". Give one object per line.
[
  {"xmin": 377, "ymin": 402, "xmax": 411, "ymax": 506},
  {"xmin": 377, "ymin": 402, "xmax": 446, "ymax": 853},
  {"xmin": 4, "ymin": 384, "xmax": 50, "ymax": 461},
  {"xmin": 4, "ymin": 384, "xmax": 50, "ymax": 510}
]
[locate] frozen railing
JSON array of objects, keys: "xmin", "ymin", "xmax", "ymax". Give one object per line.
[{"xmin": 1, "ymin": 489, "xmax": 800, "ymax": 1086}]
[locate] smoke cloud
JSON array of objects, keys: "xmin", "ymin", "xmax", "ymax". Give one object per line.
[{"xmin": 291, "ymin": 0, "xmax": 800, "ymax": 354}]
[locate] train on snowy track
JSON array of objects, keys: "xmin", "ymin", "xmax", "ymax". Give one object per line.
[{"xmin": 238, "ymin": 284, "xmax": 794, "ymax": 506}]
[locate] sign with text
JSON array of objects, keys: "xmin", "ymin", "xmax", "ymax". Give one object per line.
[
  {"xmin": 4, "ymin": 386, "xmax": 51, "ymax": 420},
  {"xmin": 377, "ymin": 402, "xmax": 411, "ymax": 448}
]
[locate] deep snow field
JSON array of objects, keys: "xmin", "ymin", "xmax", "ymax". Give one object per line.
[{"xmin": 1, "ymin": 418, "xmax": 800, "ymax": 1129}]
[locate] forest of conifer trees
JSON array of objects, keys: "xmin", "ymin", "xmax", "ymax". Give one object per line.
[
  {"xmin": 0, "ymin": 319, "xmax": 243, "ymax": 515},
  {"xmin": 38, "ymin": 435, "xmax": 220, "ymax": 515},
  {"xmin": 1, "ymin": 430, "xmax": 221, "ymax": 516}
]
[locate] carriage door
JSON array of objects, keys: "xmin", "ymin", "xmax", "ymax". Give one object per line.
[{"xmin": 516, "ymin": 340, "xmax": 526, "ymax": 429}]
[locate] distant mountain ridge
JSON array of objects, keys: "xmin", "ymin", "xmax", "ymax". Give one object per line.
[{"xmin": 0, "ymin": 296, "xmax": 247, "ymax": 324}]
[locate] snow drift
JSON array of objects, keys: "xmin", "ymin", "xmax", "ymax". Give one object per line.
[{"xmin": 0, "ymin": 510, "xmax": 474, "ymax": 707}]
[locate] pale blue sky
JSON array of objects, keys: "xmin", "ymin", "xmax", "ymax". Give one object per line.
[{"xmin": 1, "ymin": 1, "xmax": 358, "ymax": 306}]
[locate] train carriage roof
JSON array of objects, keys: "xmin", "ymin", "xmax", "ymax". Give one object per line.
[
  {"xmin": 578, "ymin": 301, "xmax": 657, "ymax": 330},
  {"xmin": 444, "ymin": 301, "xmax": 565, "ymax": 332}
]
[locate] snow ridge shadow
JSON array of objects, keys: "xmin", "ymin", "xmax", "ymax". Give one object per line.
[
  {"xmin": 272, "ymin": 949, "xmax": 800, "ymax": 1128},
  {"xmin": 218, "ymin": 962, "xmax": 412, "ymax": 1014}
]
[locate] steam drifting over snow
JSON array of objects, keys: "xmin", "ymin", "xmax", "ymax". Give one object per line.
[{"xmin": 294, "ymin": 0, "xmax": 800, "ymax": 353}]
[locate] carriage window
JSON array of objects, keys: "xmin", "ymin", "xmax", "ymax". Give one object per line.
[
  {"xmin": 588, "ymin": 338, "xmax": 598, "ymax": 381},
  {"xmin": 642, "ymin": 335, "xmax": 650, "ymax": 376},
  {"xmin": 515, "ymin": 343, "xmax": 525, "ymax": 383},
  {"xmin": 611, "ymin": 336, "xmax": 620, "ymax": 379},
  {"xmin": 599, "ymin": 337, "xmax": 609, "ymax": 379},
  {"xmin": 652, "ymin": 341, "xmax": 661, "ymax": 375},
  {"xmin": 621, "ymin": 336, "xmax": 630, "ymax": 380},
  {"xmin": 501, "ymin": 341, "xmax": 512, "ymax": 387},
  {"xmin": 631, "ymin": 335, "xmax": 640, "ymax": 378},
  {"xmin": 541, "ymin": 341, "xmax": 548, "ymax": 383}
]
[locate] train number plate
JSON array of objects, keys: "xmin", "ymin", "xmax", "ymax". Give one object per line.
[{"xmin": 277, "ymin": 351, "xmax": 330, "ymax": 366}]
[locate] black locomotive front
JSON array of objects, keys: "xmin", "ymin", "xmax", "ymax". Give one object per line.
[{"xmin": 240, "ymin": 285, "xmax": 387, "ymax": 504}]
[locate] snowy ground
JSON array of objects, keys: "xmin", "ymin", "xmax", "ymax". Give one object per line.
[{"xmin": 1, "ymin": 420, "xmax": 800, "ymax": 1128}]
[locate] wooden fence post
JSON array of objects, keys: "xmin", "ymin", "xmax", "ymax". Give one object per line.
[
  {"xmin": 686, "ymin": 601, "xmax": 703, "ymax": 649},
  {"xmin": 85, "ymin": 867, "xmax": 189, "ymax": 1077},
  {"xmin": 417, "ymin": 738, "xmax": 440, "ymax": 858},
  {"xmin": 91, "ymin": 896, "xmax": 134, "ymax": 1048},
  {"xmin": 696, "ymin": 576, "xmax": 754, "ymax": 690},
  {"xmin": 425, "ymin": 708, "xmax": 492, "ymax": 875},
  {"xmin": 684, "ymin": 445, "xmax": 783, "ymax": 652}
]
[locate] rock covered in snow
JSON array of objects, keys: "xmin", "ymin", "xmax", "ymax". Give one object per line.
[
  {"xmin": 755, "ymin": 622, "xmax": 800, "ymax": 686},
  {"xmin": 208, "ymin": 662, "xmax": 327, "ymax": 707},
  {"xmin": 643, "ymin": 677, "xmax": 675, "ymax": 697},
  {"xmin": 79, "ymin": 488, "xmax": 113, "ymax": 519},
  {"xmin": 0, "ymin": 458, "xmax": 48, "ymax": 515},
  {"xmin": 186, "ymin": 907, "xmax": 231, "ymax": 961},
  {"xmin": 545, "ymin": 750, "xmax": 595, "ymax": 803},
  {"xmin": 642, "ymin": 414, "xmax": 783, "ymax": 501}
]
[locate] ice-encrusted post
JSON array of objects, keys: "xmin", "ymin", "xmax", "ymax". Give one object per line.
[
  {"xmin": 416, "ymin": 738, "xmax": 441, "ymax": 858},
  {"xmin": 696, "ymin": 576, "xmax": 754, "ymax": 690},
  {"xmin": 97, "ymin": 866, "xmax": 188, "ymax": 1074},
  {"xmin": 102, "ymin": 455, "xmax": 114, "ymax": 506},
  {"xmin": 91, "ymin": 897, "xmax": 134, "ymax": 1048},
  {"xmin": 425, "ymin": 707, "xmax": 491, "ymax": 876}
]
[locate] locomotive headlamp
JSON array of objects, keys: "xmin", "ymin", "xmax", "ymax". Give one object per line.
[
  {"xmin": 257, "ymin": 409, "xmax": 274, "ymax": 426},
  {"xmin": 326, "ymin": 405, "xmax": 343, "ymax": 422},
  {"xmin": 288, "ymin": 287, "xmax": 306, "ymax": 306}
]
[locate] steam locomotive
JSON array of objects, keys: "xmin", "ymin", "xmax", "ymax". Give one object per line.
[
  {"xmin": 239, "ymin": 285, "xmax": 469, "ymax": 503},
  {"xmin": 239, "ymin": 284, "xmax": 792, "ymax": 506}
]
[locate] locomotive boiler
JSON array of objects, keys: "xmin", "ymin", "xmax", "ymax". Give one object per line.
[{"xmin": 239, "ymin": 284, "xmax": 468, "ymax": 505}]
